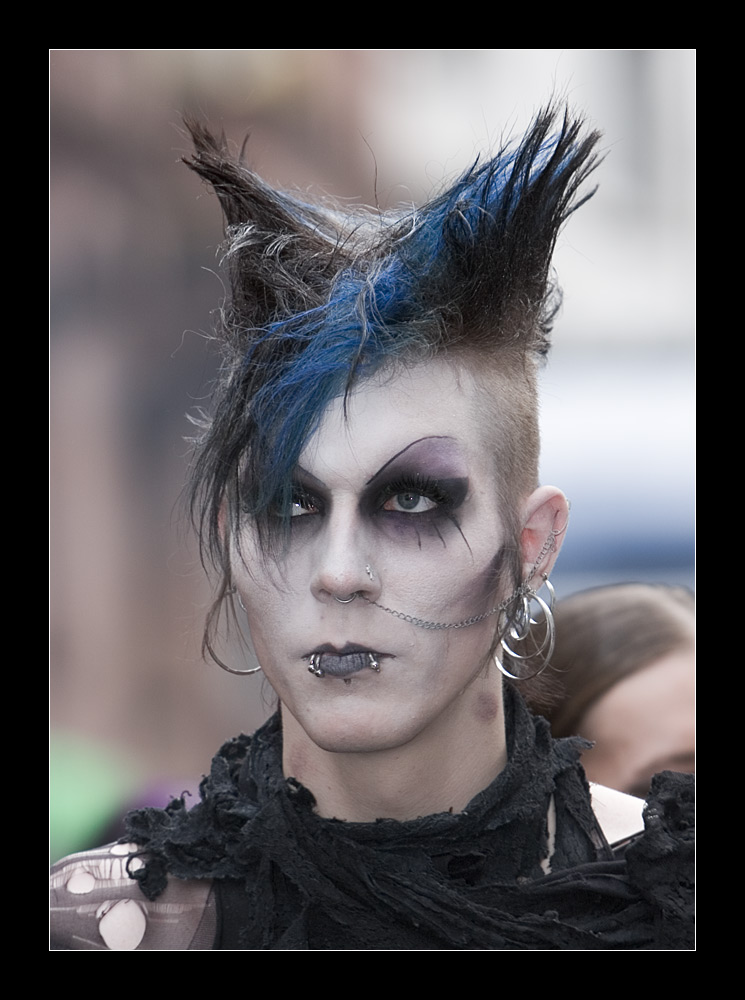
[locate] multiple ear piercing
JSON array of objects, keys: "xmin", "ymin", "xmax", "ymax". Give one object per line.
[{"xmin": 495, "ymin": 575, "xmax": 555, "ymax": 681}]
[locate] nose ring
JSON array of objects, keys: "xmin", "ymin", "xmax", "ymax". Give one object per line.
[{"xmin": 334, "ymin": 593, "xmax": 357, "ymax": 604}]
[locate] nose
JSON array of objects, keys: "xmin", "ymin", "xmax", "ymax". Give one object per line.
[{"xmin": 309, "ymin": 509, "xmax": 381, "ymax": 605}]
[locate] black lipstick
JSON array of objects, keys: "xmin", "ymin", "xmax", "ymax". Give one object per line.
[{"xmin": 306, "ymin": 644, "xmax": 383, "ymax": 678}]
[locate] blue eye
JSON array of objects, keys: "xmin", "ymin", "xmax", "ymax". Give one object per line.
[
  {"xmin": 377, "ymin": 474, "xmax": 454, "ymax": 516},
  {"xmin": 383, "ymin": 492, "xmax": 438, "ymax": 513}
]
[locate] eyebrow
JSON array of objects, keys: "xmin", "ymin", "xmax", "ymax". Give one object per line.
[
  {"xmin": 294, "ymin": 466, "xmax": 327, "ymax": 490},
  {"xmin": 365, "ymin": 436, "xmax": 455, "ymax": 486}
]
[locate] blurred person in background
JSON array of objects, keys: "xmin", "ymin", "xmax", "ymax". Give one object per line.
[
  {"xmin": 538, "ymin": 583, "xmax": 694, "ymax": 798},
  {"xmin": 50, "ymin": 106, "xmax": 693, "ymax": 950}
]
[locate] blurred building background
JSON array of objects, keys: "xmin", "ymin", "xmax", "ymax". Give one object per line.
[{"xmin": 50, "ymin": 50, "xmax": 694, "ymax": 859}]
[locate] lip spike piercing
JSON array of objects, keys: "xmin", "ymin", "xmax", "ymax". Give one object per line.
[
  {"xmin": 308, "ymin": 653, "xmax": 325, "ymax": 677},
  {"xmin": 308, "ymin": 652, "xmax": 381, "ymax": 678}
]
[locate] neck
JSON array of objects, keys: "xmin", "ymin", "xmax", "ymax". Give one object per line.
[{"xmin": 280, "ymin": 674, "xmax": 508, "ymax": 822}]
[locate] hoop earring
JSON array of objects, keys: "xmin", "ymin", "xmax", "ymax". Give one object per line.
[
  {"xmin": 208, "ymin": 587, "xmax": 263, "ymax": 676},
  {"xmin": 214, "ymin": 656, "xmax": 263, "ymax": 677},
  {"xmin": 496, "ymin": 575, "xmax": 556, "ymax": 681}
]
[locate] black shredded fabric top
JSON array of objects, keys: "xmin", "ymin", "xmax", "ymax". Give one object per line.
[{"xmin": 121, "ymin": 688, "xmax": 694, "ymax": 950}]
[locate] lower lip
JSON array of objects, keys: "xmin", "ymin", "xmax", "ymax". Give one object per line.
[{"xmin": 313, "ymin": 652, "xmax": 377, "ymax": 678}]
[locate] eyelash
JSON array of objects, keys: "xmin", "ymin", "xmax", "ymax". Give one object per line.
[
  {"xmin": 286, "ymin": 474, "xmax": 453, "ymax": 520},
  {"xmin": 376, "ymin": 475, "xmax": 452, "ymax": 514},
  {"xmin": 288, "ymin": 487, "xmax": 321, "ymax": 516}
]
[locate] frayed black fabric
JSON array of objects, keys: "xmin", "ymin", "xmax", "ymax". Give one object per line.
[{"xmin": 124, "ymin": 689, "xmax": 693, "ymax": 950}]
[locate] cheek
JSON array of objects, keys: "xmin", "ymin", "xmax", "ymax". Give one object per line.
[
  {"xmin": 231, "ymin": 548, "xmax": 298, "ymax": 634},
  {"xmin": 239, "ymin": 586, "xmax": 306, "ymax": 682},
  {"xmin": 239, "ymin": 591, "xmax": 281, "ymax": 655},
  {"xmin": 441, "ymin": 552, "xmax": 506, "ymax": 614},
  {"xmin": 375, "ymin": 509, "xmax": 506, "ymax": 594},
  {"xmin": 383, "ymin": 545, "xmax": 508, "ymax": 626},
  {"xmin": 375, "ymin": 515, "xmax": 462, "ymax": 549},
  {"xmin": 290, "ymin": 512, "xmax": 462, "ymax": 549}
]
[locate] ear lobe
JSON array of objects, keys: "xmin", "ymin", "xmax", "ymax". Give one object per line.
[{"xmin": 519, "ymin": 486, "xmax": 570, "ymax": 587}]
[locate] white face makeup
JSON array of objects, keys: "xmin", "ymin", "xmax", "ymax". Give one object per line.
[{"xmin": 233, "ymin": 359, "xmax": 515, "ymax": 757}]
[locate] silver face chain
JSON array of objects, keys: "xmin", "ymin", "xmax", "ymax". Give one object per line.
[
  {"xmin": 357, "ymin": 518, "xmax": 568, "ymax": 632},
  {"xmin": 359, "ymin": 593, "xmax": 513, "ymax": 631}
]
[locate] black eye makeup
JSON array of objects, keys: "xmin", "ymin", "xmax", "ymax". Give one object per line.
[
  {"xmin": 370, "ymin": 472, "xmax": 468, "ymax": 520},
  {"xmin": 363, "ymin": 437, "xmax": 469, "ymax": 527},
  {"xmin": 287, "ymin": 482, "xmax": 323, "ymax": 518},
  {"xmin": 270, "ymin": 467, "xmax": 327, "ymax": 521},
  {"xmin": 280, "ymin": 437, "xmax": 472, "ymax": 538},
  {"xmin": 284, "ymin": 473, "xmax": 468, "ymax": 523}
]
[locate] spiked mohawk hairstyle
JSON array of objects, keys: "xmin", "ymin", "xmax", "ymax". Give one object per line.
[{"xmin": 184, "ymin": 106, "xmax": 601, "ymax": 586}]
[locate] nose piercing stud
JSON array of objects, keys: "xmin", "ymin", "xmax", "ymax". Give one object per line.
[
  {"xmin": 334, "ymin": 593, "xmax": 357, "ymax": 604},
  {"xmin": 366, "ymin": 565, "xmax": 374, "ymax": 581}
]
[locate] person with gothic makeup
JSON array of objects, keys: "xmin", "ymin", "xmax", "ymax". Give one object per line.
[{"xmin": 50, "ymin": 107, "xmax": 694, "ymax": 950}]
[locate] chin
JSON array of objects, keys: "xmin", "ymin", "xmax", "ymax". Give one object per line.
[
  {"xmin": 314, "ymin": 731, "xmax": 409, "ymax": 755},
  {"xmin": 292, "ymin": 705, "xmax": 422, "ymax": 756}
]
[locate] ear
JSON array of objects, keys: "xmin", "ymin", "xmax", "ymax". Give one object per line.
[{"xmin": 519, "ymin": 486, "xmax": 569, "ymax": 587}]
